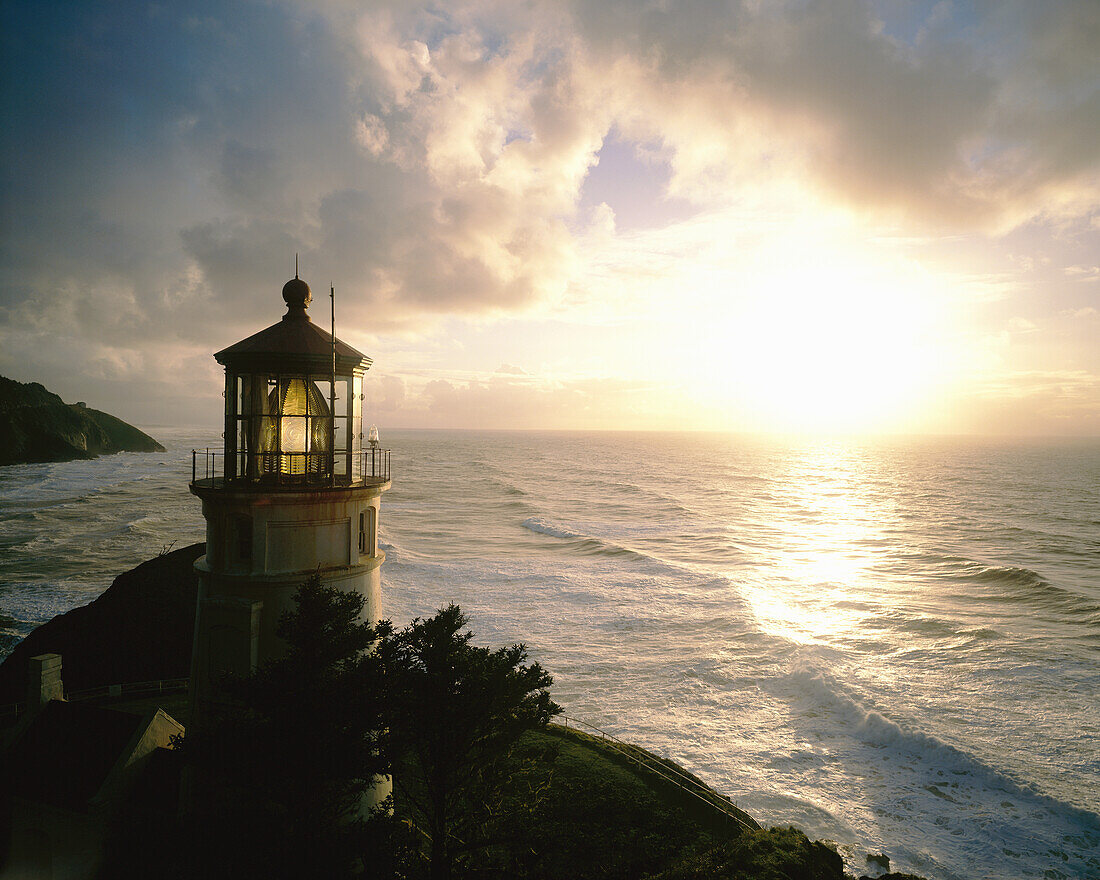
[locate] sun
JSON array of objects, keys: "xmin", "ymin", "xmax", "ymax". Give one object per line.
[
  {"xmin": 740, "ymin": 274, "xmax": 941, "ymax": 431},
  {"xmin": 684, "ymin": 238, "xmax": 954, "ymax": 434}
]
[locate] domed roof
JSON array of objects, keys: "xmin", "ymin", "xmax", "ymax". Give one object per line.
[{"xmin": 282, "ymin": 276, "xmax": 312, "ymax": 309}]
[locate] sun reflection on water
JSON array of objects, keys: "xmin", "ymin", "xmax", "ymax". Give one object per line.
[{"xmin": 740, "ymin": 439, "xmax": 898, "ymax": 646}]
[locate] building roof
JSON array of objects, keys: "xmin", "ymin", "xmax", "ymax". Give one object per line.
[{"xmin": 214, "ymin": 277, "xmax": 372, "ymax": 374}]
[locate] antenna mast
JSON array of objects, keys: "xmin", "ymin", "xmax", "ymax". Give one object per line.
[{"xmin": 330, "ymin": 283, "xmax": 337, "ymax": 487}]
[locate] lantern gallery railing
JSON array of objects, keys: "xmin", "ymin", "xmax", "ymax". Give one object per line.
[{"xmin": 191, "ymin": 447, "xmax": 391, "ymax": 488}]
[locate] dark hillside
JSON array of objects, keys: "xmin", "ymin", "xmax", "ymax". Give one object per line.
[{"xmin": 0, "ymin": 543, "xmax": 201, "ymax": 705}]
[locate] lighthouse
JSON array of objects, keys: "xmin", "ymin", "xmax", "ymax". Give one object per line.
[{"xmin": 188, "ymin": 273, "xmax": 390, "ymax": 737}]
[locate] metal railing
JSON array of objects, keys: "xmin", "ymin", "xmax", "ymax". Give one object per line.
[
  {"xmin": 0, "ymin": 702, "xmax": 22, "ymax": 723},
  {"xmin": 0, "ymin": 677, "xmax": 190, "ymax": 724},
  {"xmin": 192, "ymin": 447, "xmax": 221, "ymax": 483},
  {"xmin": 556, "ymin": 715, "xmax": 757, "ymax": 833},
  {"xmin": 66, "ymin": 677, "xmax": 190, "ymax": 703},
  {"xmin": 191, "ymin": 447, "xmax": 390, "ymax": 488}
]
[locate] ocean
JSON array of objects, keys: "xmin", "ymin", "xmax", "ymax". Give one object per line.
[{"xmin": 1, "ymin": 427, "xmax": 1098, "ymax": 879}]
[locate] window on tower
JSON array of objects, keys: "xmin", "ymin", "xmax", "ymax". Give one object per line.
[{"xmin": 359, "ymin": 507, "xmax": 376, "ymax": 557}]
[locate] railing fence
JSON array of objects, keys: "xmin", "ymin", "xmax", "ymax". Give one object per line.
[
  {"xmin": 0, "ymin": 677, "xmax": 189, "ymax": 723},
  {"xmin": 191, "ymin": 447, "xmax": 390, "ymax": 487},
  {"xmin": 556, "ymin": 714, "xmax": 757, "ymax": 833}
]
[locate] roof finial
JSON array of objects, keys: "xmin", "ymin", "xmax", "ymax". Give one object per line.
[
  {"xmin": 295, "ymin": 252, "xmax": 299, "ymax": 279},
  {"xmin": 283, "ymin": 268, "xmax": 312, "ymax": 314}
]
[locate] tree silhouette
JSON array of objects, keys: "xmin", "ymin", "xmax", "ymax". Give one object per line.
[
  {"xmin": 377, "ymin": 604, "xmax": 560, "ymax": 880},
  {"xmin": 163, "ymin": 592, "xmax": 559, "ymax": 879}
]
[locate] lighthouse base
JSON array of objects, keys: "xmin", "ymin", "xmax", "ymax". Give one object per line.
[{"xmin": 187, "ymin": 481, "xmax": 390, "ymax": 811}]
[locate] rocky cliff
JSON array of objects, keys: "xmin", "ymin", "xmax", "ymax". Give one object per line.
[{"xmin": 0, "ymin": 376, "xmax": 165, "ymax": 465}]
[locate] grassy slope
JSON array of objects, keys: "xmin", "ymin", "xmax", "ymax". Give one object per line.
[
  {"xmin": 543, "ymin": 723, "xmax": 758, "ymax": 836},
  {"xmin": 93, "ymin": 707, "xmax": 855, "ymax": 879},
  {"xmin": 531, "ymin": 725, "xmax": 844, "ymax": 880},
  {"xmin": 390, "ymin": 722, "xmax": 845, "ymax": 879}
]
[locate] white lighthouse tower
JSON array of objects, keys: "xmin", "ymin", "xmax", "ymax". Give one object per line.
[{"xmin": 188, "ymin": 273, "xmax": 390, "ymax": 735}]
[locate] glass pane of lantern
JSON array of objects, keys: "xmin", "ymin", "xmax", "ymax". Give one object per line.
[
  {"xmin": 282, "ymin": 416, "xmax": 308, "ymax": 452},
  {"xmin": 279, "ymin": 377, "xmax": 307, "ymax": 417},
  {"xmin": 351, "ymin": 376, "xmax": 363, "ymax": 455},
  {"xmin": 249, "ymin": 375, "xmax": 271, "ymax": 417},
  {"xmin": 310, "ymin": 379, "xmax": 332, "ymax": 416},
  {"xmin": 233, "ymin": 419, "xmax": 245, "ymax": 479},
  {"xmin": 270, "ymin": 377, "xmax": 334, "ymax": 476},
  {"xmin": 258, "ymin": 415, "xmax": 277, "ymax": 475},
  {"xmin": 308, "ymin": 379, "xmax": 331, "ymax": 471},
  {"xmin": 335, "ymin": 378, "xmax": 349, "ymax": 418},
  {"xmin": 272, "ymin": 379, "xmax": 302, "ymax": 474},
  {"xmin": 236, "ymin": 375, "xmax": 246, "ymax": 418},
  {"xmin": 333, "ymin": 418, "xmax": 348, "ymax": 478},
  {"xmin": 310, "ymin": 382, "xmax": 331, "ymax": 475}
]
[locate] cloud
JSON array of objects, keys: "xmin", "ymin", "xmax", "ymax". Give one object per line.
[
  {"xmin": 1064, "ymin": 265, "xmax": 1100, "ymax": 282},
  {"xmin": 1061, "ymin": 306, "xmax": 1099, "ymax": 318},
  {"xmin": 5, "ymin": 1, "xmax": 1097, "ymax": 337},
  {"xmin": 373, "ymin": 369, "xmax": 679, "ymax": 430},
  {"xmin": 355, "ymin": 114, "xmax": 390, "ymax": 156},
  {"xmin": 1, "ymin": 0, "xmax": 1097, "ymax": 431},
  {"xmin": 1, "ymin": 0, "xmax": 595, "ymax": 399},
  {"xmin": 566, "ymin": 0, "xmax": 1099, "ymax": 229},
  {"xmin": 370, "ymin": 374, "xmax": 407, "ymax": 414},
  {"xmin": 969, "ymin": 368, "xmax": 1100, "ymax": 415}
]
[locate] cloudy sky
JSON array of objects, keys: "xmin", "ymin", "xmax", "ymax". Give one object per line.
[{"xmin": 2, "ymin": 0, "xmax": 1097, "ymax": 435}]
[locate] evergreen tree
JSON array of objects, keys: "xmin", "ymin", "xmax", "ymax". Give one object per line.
[{"xmin": 377, "ymin": 605, "xmax": 561, "ymax": 880}]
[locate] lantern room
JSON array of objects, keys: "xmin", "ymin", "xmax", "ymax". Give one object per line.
[{"xmin": 206, "ymin": 274, "xmax": 385, "ymax": 485}]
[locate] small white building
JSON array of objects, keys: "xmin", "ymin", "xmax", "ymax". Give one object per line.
[{"xmin": 188, "ymin": 273, "xmax": 391, "ymax": 797}]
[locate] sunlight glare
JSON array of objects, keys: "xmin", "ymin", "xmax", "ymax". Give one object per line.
[{"xmin": 689, "ymin": 235, "xmax": 952, "ymax": 433}]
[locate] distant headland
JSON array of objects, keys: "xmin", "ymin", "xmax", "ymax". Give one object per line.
[{"xmin": 0, "ymin": 376, "xmax": 164, "ymax": 466}]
